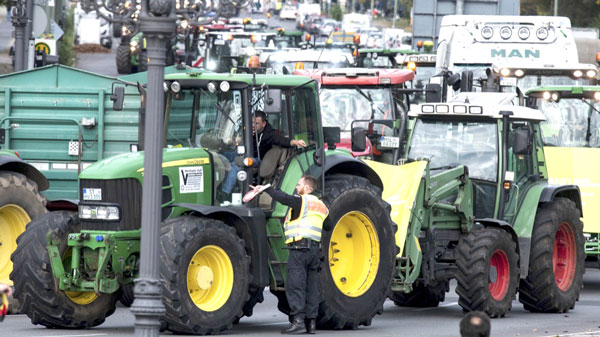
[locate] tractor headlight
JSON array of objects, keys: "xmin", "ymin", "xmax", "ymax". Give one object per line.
[{"xmin": 79, "ymin": 205, "xmax": 120, "ymax": 221}]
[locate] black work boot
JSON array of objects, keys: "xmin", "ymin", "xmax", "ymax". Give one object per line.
[
  {"xmin": 305, "ymin": 318, "xmax": 316, "ymax": 334},
  {"xmin": 281, "ymin": 317, "xmax": 306, "ymax": 334}
]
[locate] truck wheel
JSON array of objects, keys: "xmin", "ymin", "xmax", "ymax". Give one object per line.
[
  {"xmin": 389, "ymin": 281, "xmax": 449, "ymax": 307},
  {"xmin": 160, "ymin": 216, "xmax": 251, "ymax": 335},
  {"xmin": 0, "ymin": 171, "xmax": 47, "ymax": 284},
  {"xmin": 519, "ymin": 197, "xmax": 585, "ymax": 313},
  {"xmin": 456, "ymin": 227, "xmax": 519, "ymax": 318},
  {"xmin": 318, "ymin": 174, "xmax": 396, "ymax": 329},
  {"xmin": 116, "ymin": 43, "xmax": 132, "ymax": 74},
  {"xmin": 10, "ymin": 211, "xmax": 117, "ymax": 328}
]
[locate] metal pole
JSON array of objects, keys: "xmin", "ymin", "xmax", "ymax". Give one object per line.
[
  {"xmin": 129, "ymin": 0, "xmax": 176, "ymax": 336},
  {"xmin": 554, "ymin": 0, "xmax": 558, "ymax": 16},
  {"xmin": 24, "ymin": 0, "xmax": 34, "ymax": 69},
  {"xmin": 456, "ymin": 0, "xmax": 463, "ymax": 15},
  {"xmin": 392, "ymin": 0, "xmax": 397, "ymax": 28},
  {"xmin": 11, "ymin": 1, "xmax": 27, "ymax": 71}
]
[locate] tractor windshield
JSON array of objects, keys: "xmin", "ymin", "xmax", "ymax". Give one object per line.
[
  {"xmin": 408, "ymin": 119, "xmax": 498, "ymax": 181},
  {"xmin": 320, "ymin": 87, "xmax": 394, "ymax": 134},
  {"xmin": 538, "ymin": 98, "xmax": 600, "ymax": 147}
]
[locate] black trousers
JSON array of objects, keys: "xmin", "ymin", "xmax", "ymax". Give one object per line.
[{"xmin": 286, "ymin": 245, "xmax": 321, "ymax": 320}]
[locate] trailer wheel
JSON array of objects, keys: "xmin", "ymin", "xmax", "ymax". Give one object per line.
[
  {"xmin": 0, "ymin": 172, "xmax": 47, "ymax": 284},
  {"xmin": 456, "ymin": 227, "xmax": 519, "ymax": 318},
  {"xmin": 519, "ymin": 197, "xmax": 584, "ymax": 313},
  {"xmin": 160, "ymin": 216, "xmax": 251, "ymax": 335},
  {"xmin": 389, "ymin": 280, "xmax": 449, "ymax": 307},
  {"xmin": 10, "ymin": 211, "xmax": 117, "ymax": 328},
  {"xmin": 317, "ymin": 174, "xmax": 396, "ymax": 329},
  {"xmin": 116, "ymin": 43, "xmax": 132, "ymax": 74}
]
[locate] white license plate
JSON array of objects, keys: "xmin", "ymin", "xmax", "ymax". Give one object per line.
[
  {"xmin": 500, "ymin": 77, "xmax": 517, "ymax": 86},
  {"xmin": 214, "ymin": 39, "xmax": 225, "ymax": 45},
  {"xmin": 83, "ymin": 188, "xmax": 102, "ymax": 201},
  {"xmin": 380, "ymin": 136, "xmax": 400, "ymax": 148}
]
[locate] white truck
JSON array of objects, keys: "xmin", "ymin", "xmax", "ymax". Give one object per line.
[{"xmin": 435, "ymin": 15, "xmax": 597, "ymax": 100}]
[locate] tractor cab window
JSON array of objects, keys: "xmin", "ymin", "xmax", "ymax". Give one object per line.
[
  {"xmin": 408, "ymin": 119, "xmax": 498, "ymax": 181},
  {"xmin": 538, "ymin": 98, "xmax": 600, "ymax": 148},
  {"xmin": 291, "ymin": 88, "xmax": 319, "ymax": 145}
]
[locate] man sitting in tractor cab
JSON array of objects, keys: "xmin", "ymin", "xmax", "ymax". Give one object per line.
[{"xmin": 220, "ymin": 110, "xmax": 306, "ymax": 199}]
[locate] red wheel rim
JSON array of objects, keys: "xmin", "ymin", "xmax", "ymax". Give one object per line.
[
  {"xmin": 489, "ymin": 249, "xmax": 510, "ymax": 301},
  {"xmin": 553, "ymin": 222, "xmax": 577, "ymax": 291}
]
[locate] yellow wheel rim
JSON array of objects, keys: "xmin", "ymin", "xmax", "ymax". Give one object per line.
[
  {"xmin": 329, "ymin": 211, "xmax": 380, "ymax": 297},
  {"xmin": 187, "ymin": 245, "xmax": 234, "ymax": 312},
  {"xmin": 0, "ymin": 204, "xmax": 31, "ymax": 286},
  {"xmin": 63, "ymin": 248, "xmax": 98, "ymax": 305}
]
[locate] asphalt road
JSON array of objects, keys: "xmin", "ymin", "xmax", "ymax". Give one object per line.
[{"xmin": 4, "ymin": 269, "xmax": 600, "ymax": 337}]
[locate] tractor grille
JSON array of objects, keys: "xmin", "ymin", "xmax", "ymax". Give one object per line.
[
  {"xmin": 80, "ymin": 178, "xmax": 142, "ymax": 231},
  {"xmin": 80, "ymin": 176, "xmax": 173, "ymax": 231}
]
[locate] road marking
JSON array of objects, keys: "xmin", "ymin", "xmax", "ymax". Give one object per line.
[
  {"xmin": 542, "ymin": 331, "xmax": 600, "ymax": 337},
  {"xmin": 30, "ymin": 333, "xmax": 108, "ymax": 337},
  {"xmin": 413, "ymin": 301, "xmax": 458, "ymax": 311}
]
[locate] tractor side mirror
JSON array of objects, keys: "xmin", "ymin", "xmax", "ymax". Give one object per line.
[
  {"xmin": 323, "ymin": 126, "xmax": 340, "ymax": 150},
  {"xmin": 460, "ymin": 71, "xmax": 473, "ymax": 92},
  {"xmin": 263, "ymin": 89, "xmax": 282, "ymax": 113},
  {"xmin": 425, "ymin": 83, "xmax": 442, "ymax": 103},
  {"xmin": 351, "ymin": 127, "xmax": 366, "ymax": 152},
  {"xmin": 111, "ymin": 86, "xmax": 125, "ymax": 111},
  {"xmin": 513, "ymin": 128, "xmax": 532, "ymax": 155},
  {"xmin": 448, "ymin": 72, "xmax": 461, "ymax": 91}
]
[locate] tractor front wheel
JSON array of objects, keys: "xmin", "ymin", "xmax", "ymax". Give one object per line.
[
  {"xmin": 10, "ymin": 211, "xmax": 117, "ymax": 328},
  {"xmin": 116, "ymin": 43, "xmax": 132, "ymax": 74},
  {"xmin": 160, "ymin": 216, "xmax": 251, "ymax": 335},
  {"xmin": 317, "ymin": 174, "xmax": 396, "ymax": 329},
  {"xmin": 456, "ymin": 227, "xmax": 519, "ymax": 318},
  {"xmin": 519, "ymin": 197, "xmax": 585, "ymax": 313}
]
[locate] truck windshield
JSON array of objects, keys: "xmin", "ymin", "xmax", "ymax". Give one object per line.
[
  {"xmin": 538, "ymin": 98, "xmax": 600, "ymax": 147},
  {"xmin": 320, "ymin": 87, "xmax": 394, "ymax": 134},
  {"xmin": 408, "ymin": 119, "xmax": 498, "ymax": 181}
]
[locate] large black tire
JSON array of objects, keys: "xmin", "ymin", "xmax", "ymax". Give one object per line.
[
  {"xmin": 10, "ymin": 211, "xmax": 118, "ymax": 328},
  {"xmin": 455, "ymin": 227, "xmax": 519, "ymax": 318},
  {"xmin": 0, "ymin": 171, "xmax": 47, "ymax": 284},
  {"xmin": 137, "ymin": 49, "xmax": 148, "ymax": 72},
  {"xmin": 118, "ymin": 285, "xmax": 134, "ymax": 307},
  {"xmin": 317, "ymin": 174, "xmax": 396, "ymax": 329},
  {"xmin": 160, "ymin": 216, "xmax": 251, "ymax": 335},
  {"xmin": 389, "ymin": 280, "xmax": 449, "ymax": 307},
  {"xmin": 116, "ymin": 43, "xmax": 132, "ymax": 74},
  {"xmin": 112, "ymin": 22, "xmax": 123, "ymax": 38},
  {"xmin": 519, "ymin": 197, "xmax": 585, "ymax": 313}
]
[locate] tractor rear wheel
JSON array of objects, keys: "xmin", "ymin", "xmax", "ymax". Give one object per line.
[
  {"xmin": 456, "ymin": 227, "xmax": 519, "ymax": 318},
  {"xmin": 116, "ymin": 43, "xmax": 132, "ymax": 74},
  {"xmin": 160, "ymin": 216, "xmax": 251, "ymax": 335},
  {"xmin": 10, "ymin": 211, "xmax": 117, "ymax": 328},
  {"xmin": 389, "ymin": 281, "xmax": 449, "ymax": 307},
  {"xmin": 317, "ymin": 174, "xmax": 396, "ymax": 329},
  {"xmin": 0, "ymin": 171, "xmax": 47, "ymax": 285},
  {"xmin": 519, "ymin": 197, "xmax": 584, "ymax": 313}
]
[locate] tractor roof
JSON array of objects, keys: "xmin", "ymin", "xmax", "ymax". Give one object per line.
[
  {"xmin": 294, "ymin": 68, "xmax": 414, "ymax": 85},
  {"xmin": 409, "ymin": 102, "xmax": 546, "ymax": 121},
  {"xmin": 527, "ymin": 85, "xmax": 600, "ymax": 97},
  {"xmin": 164, "ymin": 72, "xmax": 314, "ymax": 87},
  {"xmin": 398, "ymin": 53, "xmax": 436, "ymax": 65}
]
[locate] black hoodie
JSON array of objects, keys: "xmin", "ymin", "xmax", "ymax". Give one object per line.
[{"xmin": 253, "ymin": 122, "xmax": 292, "ymax": 160}]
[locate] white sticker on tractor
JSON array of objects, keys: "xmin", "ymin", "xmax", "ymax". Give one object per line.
[
  {"xmin": 83, "ymin": 188, "xmax": 102, "ymax": 201},
  {"xmin": 180, "ymin": 166, "xmax": 204, "ymax": 194}
]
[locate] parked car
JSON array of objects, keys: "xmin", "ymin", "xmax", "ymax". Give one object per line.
[{"xmin": 319, "ymin": 19, "xmax": 341, "ymax": 37}]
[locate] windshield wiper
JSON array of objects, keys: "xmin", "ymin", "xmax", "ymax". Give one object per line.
[{"xmin": 354, "ymin": 86, "xmax": 388, "ymax": 117}]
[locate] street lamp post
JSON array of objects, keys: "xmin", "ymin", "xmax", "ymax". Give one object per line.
[
  {"xmin": 129, "ymin": 0, "xmax": 176, "ymax": 336},
  {"xmin": 11, "ymin": 0, "xmax": 28, "ymax": 71}
]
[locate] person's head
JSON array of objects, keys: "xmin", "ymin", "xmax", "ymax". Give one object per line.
[
  {"xmin": 253, "ymin": 110, "xmax": 267, "ymax": 134},
  {"xmin": 296, "ymin": 174, "xmax": 317, "ymax": 195},
  {"xmin": 459, "ymin": 311, "xmax": 491, "ymax": 337}
]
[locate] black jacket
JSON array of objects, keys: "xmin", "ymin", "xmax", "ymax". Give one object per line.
[{"xmin": 253, "ymin": 123, "xmax": 292, "ymax": 160}]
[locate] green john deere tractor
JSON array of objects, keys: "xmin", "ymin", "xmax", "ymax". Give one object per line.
[
  {"xmin": 11, "ymin": 73, "xmax": 397, "ymax": 333},
  {"xmin": 356, "ymin": 100, "xmax": 585, "ymax": 316}
]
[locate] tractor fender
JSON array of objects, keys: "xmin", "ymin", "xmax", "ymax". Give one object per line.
[
  {"xmin": 308, "ymin": 154, "xmax": 383, "ymax": 191},
  {"xmin": 46, "ymin": 199, "xmax": 79, "ymax": 212},
  {"xmin": 173, "ymin": 203, "xmax": 270, "ymax": 288},
  {"xmin": 0, "ymin": 155, "xmax": 49, "ymax": 191},
  {"xmin": 475, "ymin": 218, "xmax": 529, "ymax": 278},
  {"xmin": 539, "ymin": 185, "xmax": 582, "ymax": 216}
]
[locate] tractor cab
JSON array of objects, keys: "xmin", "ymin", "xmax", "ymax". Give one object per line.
[
  {"xmin": 398, "ymin": 53, "xmax": 438, "ymax": 105},
  {"xmin": 199, "ymin": 31, "xmax": 278, "ymax": 72},
  {"xmin": 296, "ymin": 68, "xmax": 414, "ymax": 162},
  {"xmin": 355, "ymin": 48, "xmax": 407, "ymax": 69}
]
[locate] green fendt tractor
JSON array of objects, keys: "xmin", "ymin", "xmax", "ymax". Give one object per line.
[
  {"xmin": 359, "ymin": 100, "xmax": 585, "ymax": 317},
  {"xmin": 11, "ymin": 73, "xmax": 397, "ymax": 333}
]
